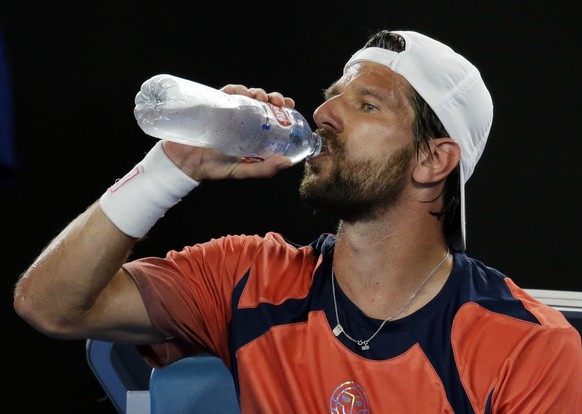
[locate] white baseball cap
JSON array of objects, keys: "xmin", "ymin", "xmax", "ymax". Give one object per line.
[{"xmin": 344, "ymin": 30, "xmax": 493, "ymax": 251}]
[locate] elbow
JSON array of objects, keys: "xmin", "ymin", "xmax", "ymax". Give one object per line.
[{"xmin": 13, "ymin": 282, "xmax": 79, "ymax": 340}]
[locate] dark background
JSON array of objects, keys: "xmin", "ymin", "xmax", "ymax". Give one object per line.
[{"xmin": 1, "ymin": 2, "xmax": 580, "ymax": 412}]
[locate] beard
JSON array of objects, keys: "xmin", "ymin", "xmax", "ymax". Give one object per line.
[{"xmin": 299, "ymin": 134, "xmax": 414, "ymax": 223}]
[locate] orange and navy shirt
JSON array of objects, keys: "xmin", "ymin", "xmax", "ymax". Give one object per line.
[{"xmin": 124, "ymin": 232, "xmax": 582, "ymax": 413}]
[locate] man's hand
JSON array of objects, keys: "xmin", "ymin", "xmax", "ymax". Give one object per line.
[{"xmin": 162, "ymin": 84, "xmax": 296, "ymax": 181}]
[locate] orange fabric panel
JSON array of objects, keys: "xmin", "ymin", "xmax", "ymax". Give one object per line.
[
  {"xmin": 237, "ymin": 312, "xmax": 455, "ymax": 413},
  {"xmin": 452, "ymin": 291, "xmax": 582, "ymax": 413}
]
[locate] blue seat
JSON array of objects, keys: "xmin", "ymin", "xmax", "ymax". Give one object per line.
[
  {"xmin": 85, "ymin": 339, "xmax": 152, "ymax": 413},
  {"xmin": 149, "ymin": 353, "xmax": 240, "ymax": 413},
  {"xmin": 86, "ymin": 339, "xmax": 239, "ymax": 413}
]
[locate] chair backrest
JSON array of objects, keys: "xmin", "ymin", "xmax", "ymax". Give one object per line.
[
  {"xmin": 149, "ymin": 353, "xmax": 240, "ymax": 414},
  {"xmin": 86, "ymin": 340, "xmax": 239, "ymax": 413},
  {"xmin": 525, "ymin": 288, "xmax": 582, "ymax": 334},
  {"xmin": 86, "ymin": 339, "xmax": 152, "ymax": 413}
]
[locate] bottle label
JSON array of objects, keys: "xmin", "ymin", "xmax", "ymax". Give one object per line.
[{"xmin": 266, "ymin": 103, "xmax": 292, "ymax": 127}]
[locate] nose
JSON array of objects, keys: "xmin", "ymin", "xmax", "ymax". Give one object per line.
[{"xmin": 313, "ymin": 96, "xmax": 342, "ymax": 133}]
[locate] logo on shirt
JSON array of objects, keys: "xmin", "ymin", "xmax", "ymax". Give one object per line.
[{"xmin": 330, "ymin": 381, "xmax": 370, "ymax": 413}]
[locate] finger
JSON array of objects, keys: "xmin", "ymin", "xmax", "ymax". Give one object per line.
[
  {"xmin": 264, "ymin": 92, "xmax": 285, "ymax": 107},
  {"xmin": 283, "ymin": 96, "xmax": 295, "ymax": 108},
  {"xmin": 248, "ymin": 88, "xmax": 269, "ymax": 102},
  {"xmin": 265, "ymin": 93, "xmax": 295, "ymax": 108},
  {"xmin": 220, "ymin": 84, "xmax": 252, "ymax": 96},
  {"xmin": 221, "ymin": 85, "xmax": 295, "ymax": 108},
  {"xmin": 240, "ymin": 88, "xmax": 295, "ymax": 108}
]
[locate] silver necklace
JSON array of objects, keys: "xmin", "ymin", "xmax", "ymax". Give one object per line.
[{"xmin": 331, "ymin": 248, "xmax": 450, "ymax": 350}]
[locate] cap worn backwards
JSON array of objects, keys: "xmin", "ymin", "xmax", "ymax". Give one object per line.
[{"xmin": 344, "ymin": 30, "xmax": 494, "ymax": 251}]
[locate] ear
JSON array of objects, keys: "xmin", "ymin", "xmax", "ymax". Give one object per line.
[{"xmin": 412, "ymin": 138, "xmax": 460, "ymax": 185}]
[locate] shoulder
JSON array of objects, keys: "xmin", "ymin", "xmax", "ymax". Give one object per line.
[
  {"xmin": 454, "ymin": 252, "xmax": 575, "ymax": 328},
  {"xmin": 451, "ymin": 252, "xmax": 581, "ymax": 356},
  {"xmin": 182, "ymin": 231, "xmax": 332, "ymax": 252}
]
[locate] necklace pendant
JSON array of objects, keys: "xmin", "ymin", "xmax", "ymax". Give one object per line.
[
  {"xmin": 361, "ymin": 343, "xmax": 370, "ymax": 351},
  {"xmin": 333, "ymin": 324, "xmax": 343, "ymax": 336}
]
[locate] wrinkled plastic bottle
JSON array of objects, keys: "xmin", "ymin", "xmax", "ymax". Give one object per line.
[{"xmin": 134, "ymin": 74, "xmax": 323, "ymax": 164}]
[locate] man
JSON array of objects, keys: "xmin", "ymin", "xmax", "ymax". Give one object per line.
[{"xmin": 14, "ymin": 30, "xmax": 582, "ymax": 413}]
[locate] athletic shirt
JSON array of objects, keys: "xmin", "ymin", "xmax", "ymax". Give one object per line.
[{"xmin": 123, "ymin": 232, "xmax": 582, "ymax": 413}]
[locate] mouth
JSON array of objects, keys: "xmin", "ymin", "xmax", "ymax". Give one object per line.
[
  {"xmin": 306, "ymin": 129, "xmax": 336, "ymax": 164},
  {"xmin": 307, "ymin": 139, "xmax": 331, "ymax": 163},
  {"xmin": 317, "ymin": 130, "xmax": 334, "ymax": 154}
]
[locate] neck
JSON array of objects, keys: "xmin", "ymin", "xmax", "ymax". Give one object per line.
[{"xmin": 332, "ymin": 215, "xmax": 452, "ymax": 320}]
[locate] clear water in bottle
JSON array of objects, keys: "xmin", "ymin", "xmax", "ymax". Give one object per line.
[{"xmin": 134, "ymin": 74, "xmax": 323, "ymax": 164}]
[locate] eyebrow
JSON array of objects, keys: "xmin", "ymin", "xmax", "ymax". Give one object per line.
[
  {"xmin": 323, "ymin": 83, "xmax": 340, "ymax": 100},
  {"xmin": 357, "ymin": 86, "xmax": 395, "ymax": 105},
  {"xmin": 323, "ymin": 82, "xmax": 395, "ymax": 105}
]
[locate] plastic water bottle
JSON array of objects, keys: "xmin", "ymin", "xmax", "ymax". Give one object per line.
[{"xmin": 134, "ymin": 74, "xmax": 323, "ymax": 164}]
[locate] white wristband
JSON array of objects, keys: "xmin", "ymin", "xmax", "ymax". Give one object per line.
[{"xmin": 99, "ymin": 141, "xmax": 199, "ymax": 238}]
